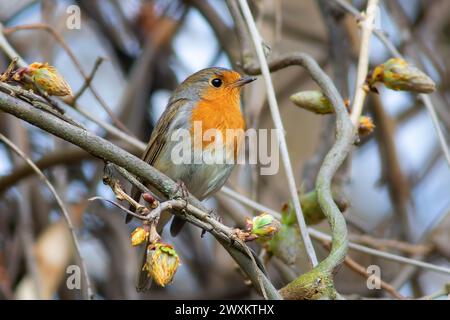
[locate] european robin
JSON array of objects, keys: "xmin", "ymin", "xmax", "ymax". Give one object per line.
[{"xmin": 127, "ymin": 67, "xmax": 256, "ymax": 236}]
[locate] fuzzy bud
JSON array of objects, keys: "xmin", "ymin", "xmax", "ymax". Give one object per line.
[
  {"xmin": 130, "ymin": 227, "xmax": 149, "ymax": 246},
  {"xmin": 248, "ymin": 213, "xmax": 280, "ymax": 240},
  {"xmin": 143, "ymin": 243, "xmax": 180, "ymax": 287},
  {"xmin": 368, "ymin": 58, "xmax": 436, "ymax": 94},
  {"xmin": 358, "ymin": 116, "xmax": 376, "ymax": 137},
  {"xmin": 25, "ymin": 62, "xmax": 73, "ymax": 96}
]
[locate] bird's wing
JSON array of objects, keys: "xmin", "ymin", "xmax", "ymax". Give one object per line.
[
  {"xmin": 141, "ymin": 98, "xmax": 189, "ymax": 166},
  {"xmin": 126, "ymin": 98, "xmax": 189, "ymax": 223}
]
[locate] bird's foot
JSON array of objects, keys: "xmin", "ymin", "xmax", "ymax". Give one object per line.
[
  {"xmin": 171, "ymin": 180, "xmax": 189, "ymax": 209},
  {"xmin": 200, "ymin": 208, "xmax": 222, "ymax": 238},
  {"xmin": 207, "ymin": 208, "xmax": 222, "ymax": 224}
]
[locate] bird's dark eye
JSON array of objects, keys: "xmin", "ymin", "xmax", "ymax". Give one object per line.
[{"xmin": 211, "ymin": 78, "xmax": 222, "ymax": 88}]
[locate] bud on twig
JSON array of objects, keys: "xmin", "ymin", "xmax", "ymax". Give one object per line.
[
  {"xmin": 289, "ymin": 90, "xmax": 334, "ymax": 114},
  {"xmin": 246, "ymin": 213, "xmax": 280, "ymax": 240},
  {"xmin": 142, "ymin": 192, "xmax": 159, "ymax": 208},
  {"xmin": 14, "ymin": 62, "xmax": 73, "ymax": 97},
  {"xmin": 143, "ymin": 243, "xmax": 180, "ymax": 287},
  {"xmin": 368, "ymin": 58, "xmax": 436, "ymax": 94},
  {"xmin": 130, "ymin": 227, "xmax": 149, "ymax": 246},
  {"xmin": 358, "ymin": 116, "xmax": 375, "ymax": 138}
]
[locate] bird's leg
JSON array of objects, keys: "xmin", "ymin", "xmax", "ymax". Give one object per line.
[
  {"xmin": 207, "ymin": 207, "xmax": 222, "ymax": 224},
  {"xmin": 171, "ymin": 180, "xmax": 189, "ymax": 209},
  {"xmin": 200, "ymin": 208, "xmax": 222, "ymax": 238}
]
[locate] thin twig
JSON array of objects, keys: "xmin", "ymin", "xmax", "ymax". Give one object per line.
[
  {"xmin": 71, "ymin": 56, "xmax": 106, "ymax": 104},
  {"xmin": 237, "ymin": 0, "xmax": 318, "ymax": 268},
  {"xmin": 349, "ymin": 234, "xmax": 433, "ymax": 256},
  {"xmin": 320, "ymin": 239, "xmax": 406, "ymax": 300},
  {"xmin": 0, "ymin": 132, "xmax": 94, "ymax": 299},
  {"xmin": 349, "ymin": 0, "xmax": 379, "ymax": 125},
  {"xmin": 220, "ymin": 186, "xmax": 450, "ymax": 276},
  {"xmin": 2, "ymin": 22, "xmax": 134, "ymax": 136},
  {"xmin": 88, "ymin": 196, "xmax": 146, "ymax": 221},
  {"xmin": 0, "ymin": 23, "xmax": 27, "ymax": 67}
]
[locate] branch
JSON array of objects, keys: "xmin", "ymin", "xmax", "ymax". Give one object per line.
[
  {"xmin": 71, "ymin": 56, "xmax": 106, "ymax": 104},
  {"xmin": 348, "ymin": 234, "xmax": 433, "ymax": 256},
  {"xmin": 0, "ymin": 91, "xmax": 281, "ymax": 300},
  {"xmin": 349, "ymin": 0, "xmax": 379, "ymax": 125}
]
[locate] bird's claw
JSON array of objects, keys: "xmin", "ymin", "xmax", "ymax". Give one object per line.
[
  {"xmin": 171, "ymin": 180, "xmax": 189, "ymax": 209},
  {"xmin": 207, "ymin": 208, "xmax": 222, "ymax": 224}
]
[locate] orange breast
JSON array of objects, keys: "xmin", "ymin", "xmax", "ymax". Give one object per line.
[{"xmin": 190, "ymin": 95, "xmax": 245, "ymax": 159}]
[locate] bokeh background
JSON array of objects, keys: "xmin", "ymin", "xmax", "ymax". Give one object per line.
[{"xmin": 0, "ymin": 0, "xmax": 449, "ymax": 299}]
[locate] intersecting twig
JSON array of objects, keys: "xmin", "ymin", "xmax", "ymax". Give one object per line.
[
  {"xmin": 71, "ymin": 56, "xmax": 106, "ymax": 104},
  {"xmin": 349, "ymin": 0, "xmax": 379, "ymax": 125}
]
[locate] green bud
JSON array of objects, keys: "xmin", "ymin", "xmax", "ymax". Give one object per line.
[
  {"xmin": 143, "ymin": 242, "xmax": 180, "ymax": 287},
  {"xmin": 290, "ymin": 91, "xmax": 334, "ymax": 114},
  {"xmin": 248, "ymin": 213, "xmax": 280, "ymax": 240},
  {"xmin": 369, "ymin": 58, "xmax": 436, "ymax": 94}
]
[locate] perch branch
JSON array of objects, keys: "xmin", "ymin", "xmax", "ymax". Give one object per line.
[{"xmin": 101, "ymin": 165, "xmax": 272, "ymax": 300}]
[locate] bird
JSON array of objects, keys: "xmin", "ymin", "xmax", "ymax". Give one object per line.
[{"xmin": 127, "ymin": 67, "xmax": 256, "ymax": 236}]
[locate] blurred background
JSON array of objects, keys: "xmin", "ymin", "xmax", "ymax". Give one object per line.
[{"xmin": 0, "ymin": 0, "xmax": 448, "ymax": 299}]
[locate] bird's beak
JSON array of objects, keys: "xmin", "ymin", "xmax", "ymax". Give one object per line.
[{"xmin": 232, "ymin": 76, "xmax": 257, "ymax": 87}]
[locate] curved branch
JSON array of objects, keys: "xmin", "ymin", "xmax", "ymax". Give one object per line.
[
  {"xmin": 237, "ymin": 0, "xmax": 319, "ymax": 268},
  {"xmin": 241, "ymin": 50, "xmax": 356, "ymax": 300}
]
